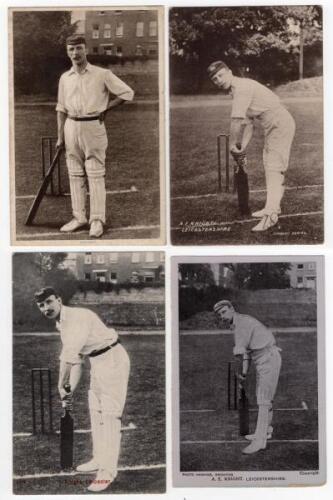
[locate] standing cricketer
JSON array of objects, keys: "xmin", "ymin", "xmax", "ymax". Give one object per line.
[
  {"xmin": 208, "ymin": 61, "xmax": 296, "ymax": 232},
  {"xmin": 56, "ymin": 35, "xmax": 134, "ymax": 238},
  {"xmin": 35, "ymin": 287, "xmax": 130, "ymax": 492},
  {"xmin": 214, "ymin": 300, "xmax": 281, "ymax": 454}
]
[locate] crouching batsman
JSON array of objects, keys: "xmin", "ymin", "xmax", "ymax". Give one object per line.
[
  {"xmin": 214, "ymin": 300, "xmax": 281, "ymax": 454},
  {"xmin": 35, "ymin": 287, "xmax": 130, "ymax": 491}
]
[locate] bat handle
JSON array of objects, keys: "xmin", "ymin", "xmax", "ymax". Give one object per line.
[{"xmin": 64, "ymin": 383, "xmax": 71, "ymax": 393}]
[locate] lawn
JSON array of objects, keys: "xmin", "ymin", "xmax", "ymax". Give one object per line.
[
  {"xmin": 13, "ymin": 102, "xmax": 162, "ymax": 242},
  {"xmin": 170, "ymin": 96, "xmax": 323, "ymax": 244},
  {"xmin": 13, "ymin": 333, "xmax": 165, "ymax": 494},
  {"xmin": 178, "ymin": 331, "xmax": 319, "ymax": 472}
]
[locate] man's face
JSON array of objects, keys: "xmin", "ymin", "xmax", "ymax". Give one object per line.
[
  {"xmin": 37, "ymin": 294, "xmax": 62, "ymax": 320},
  {"xmin": 217, "ymin": 305, "xmax": 234, "ymax": 325},
  {"xmin": 66, "ymin": 43, "xmax": 87, "ymax": 65},
  {"xmin": 211, "ymin": 68, "xmax": 233, "ymax": 90}
]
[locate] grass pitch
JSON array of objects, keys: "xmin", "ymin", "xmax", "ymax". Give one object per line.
[
  {"xmin": 171, "ymin": 96, "xmax": 323, "ymax": 244},
  {"xmin": 13, "ymin": 333, "xmax": 165, "ymax": 494},
  {"xmin": 178, "ymin": 330, "xmax": 319, "ymax": 471},
  {"xmin": 13, "ymin": 102, "xmax": 161, "ymax": 242}
]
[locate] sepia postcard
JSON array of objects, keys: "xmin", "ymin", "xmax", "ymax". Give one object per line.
[
  {"xmin": 172, "ymin": 255, "xmax": 325, "ymax": 486},
  {"xmin": 13, "ymin": 251, "xmax": 165, "ymax": 494},
  {"xmin": 170, "ymin": 5, "xmax": 323, "ymax": 245},
  {"xmin": 9, "ymin": 6, "xmax": 165, "ymax": 245}
]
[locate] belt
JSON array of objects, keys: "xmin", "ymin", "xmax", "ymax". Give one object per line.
[
  {"xmin": 68, "ymin": 115, "xmax": 100, "ymax": 121},
  {"xmin": 89, "ymin": 339, "xmax": 120, "ymax": 357}
]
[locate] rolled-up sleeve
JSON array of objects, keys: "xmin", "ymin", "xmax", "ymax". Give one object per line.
[
  {"xmin": 56, "ymin": 75, "xmax": 67, "ymax": 113},
  {"xmin": 104, "ymin": 70, "xmax": 134, "ymax": 101}
]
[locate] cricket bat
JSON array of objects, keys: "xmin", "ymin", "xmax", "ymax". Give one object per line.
[
  {"xmin": 234, "ymin": 143, "xmax": 250, "ymax": 216},
  {"xmin": 60, "ymin": 383, "xmax": 74, "ymax": 470},
  {"xmin": 25, "ymin": 145, "xmax": 63, "ymax": 226},
  {"xmin": 238, "ymin": 383, "xmax": 250, "ymax": 436}
]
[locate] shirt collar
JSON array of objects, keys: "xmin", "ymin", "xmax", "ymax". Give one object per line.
[{"xmin": 68, "ymin": 62, "xmax": 92, "ymax": 76}]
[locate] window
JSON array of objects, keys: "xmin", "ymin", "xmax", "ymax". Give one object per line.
[
  {"xmin": 297, "ymin": 264, "xmax": 304, "ymax": 269},
  {"xmin": 144, "ymin": 275, "xmax": 154, "ymax": 283},
  {"xmin": 85, "ymin": 253, "xmax": 92, "ymax": 264},
  {"xmin": 103, "ymin": 45, "xmax": 113, "ymax": 55},
  {"xmin": 97, "ymin": 255, "xmax": 105, "ymax": 264},
  {"xmin": 145, "ymin": 252, "xmax": 155, "ymax": 263},
  {"xmin": 92, "ymin": 25, "xmax": 99, "ymax": 39},
  {"xmin": 110, "ymin": 272, "xmax": 117, "ymax": 280},
  {"xmin": 132, "ymin": 253, "xmax": 140, "ymax": 263},
  {"xmin": 306, "ymin": 277, "xmax": 316, "ymax": 289},
  {"xmin": 104, "ymin": 24, "xmax": 111, "ymax": 38},
  {"xmin": 116, "ymin": 22, "xmax": 124, "ymax": 37},
  {"xmin": 297, "ymin": 276, "xmax": 303, "ymax": 287},
  {"xmin": 92, "ymin": 47, "xmax": 98, "ymax": 54},
  {"xmin": 149, "ymin": 20, "xmax": 157, "ymax": 37},
  {"xmin": 136, "ymin": 22, "xmax": 144, "ymax": 37},
  {"xmin": 109, "ymin": 253, "xmax": 118, "ymax": 263},
  {"xmin": 98, "ymin": 11, "xmax": 105, "ymax": 16},
  {"xmin": 116, "ymin": 46, "xmax": 123, "ymax": 56},
  {"xmin": 308, "ymin": 263, "xmax": 315, "ymax": 270},
  {"xmin": 136, "ymin": 45, "xmax": 144, "ymax": 56},
  {"xmin": 85, "ymin": 273, "xmax": 91, "ymax": 280},
  {"xmin": 148, "ymin": 49, "xmax": 157, "ymax": 56},
  {"xmin": 95, "ymin": 271, "xmax": 106, "ymax": 282}
]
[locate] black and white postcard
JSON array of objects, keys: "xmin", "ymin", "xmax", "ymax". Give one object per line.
[
  {"xmin": 170, "ymin": 5, "xmax": 323, "ymax": 245},
  {"xmin": 9, "ymin": 7, "xmax": 165, "ymax": 245},
  {"xmin": 13, "ymin": 251, "xmax": 165, "ymax": 494},
  {"xmin": 172, "ymin": 255, "xmax": 325, "ymax": 486}
]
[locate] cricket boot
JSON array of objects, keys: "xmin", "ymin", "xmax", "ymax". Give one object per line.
[
  {"xmin": 76, "ymin": 458, "xmax": 99, "ymax": 473},
  {"xmin": 242, "ymin": 438, "xmax": 267, "ymax": 454},
  {"xmin": 87, "ymin": 469, "xmax": 115, "ymax": 492},
  {"xmin": 252, "ymin": 171, "xmax": 284, "ymax": 230},
  {"xmin": 245, "ymin": 425, "xmax": 273, "ymax": 441}
]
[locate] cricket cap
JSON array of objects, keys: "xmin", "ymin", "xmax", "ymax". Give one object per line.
[
  {"xmin": 213, "ymin": 300, "xmax": 233, "ymax": 314},
  {"xmin": 66, "ymin": 34, "xmax": 86, "ymax": 46},
  {"xmin": 34, "ymin": 287, "xmax": 58, "ymax": 303},
  {"xmin": 207, "ymin": 60, "xmax": 230, "ymax": 79}
]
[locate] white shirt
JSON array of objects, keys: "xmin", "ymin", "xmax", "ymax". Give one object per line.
[
  {"xmin": 231, "ymin": 76, "xmax": 281, "ymax": 119},
  {"xmin": 56, "ymin": 62, "xmax": 134, "ymax": 116},
  {"xmin": 57, "ymin": 305, "xmax": 118, "ymax": 364},
  {"xmin": 232, "ymin": 312, "xmax": 275, "ymax": 355}
]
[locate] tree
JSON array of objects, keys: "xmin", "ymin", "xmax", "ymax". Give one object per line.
[
  {"xmin": 13, "ymin": 253, "xmax": 77, "ymax": 332},
  {"xmin": 170, "ymin": 6, "xmax": 322, "ymax": 90},
  {"xmin": 179, "ymin": 264, "xmax": 215, "ymax": 286},
  {"xmin": 13, "ymin": 11, "xmax": 77, "ymax": 95},
  {"xmin": 232, "ymin": 263, "xmax": 291, "ymax": 290}
]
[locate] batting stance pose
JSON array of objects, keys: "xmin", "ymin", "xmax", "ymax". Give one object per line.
[
  {"xmin": 214, "ymin": 300, "xmax": 281, "ymax": 454},
  {"xmin": 35, "ymin": 287, "xmax": 130, "ymax": 492},
  {"xmin": 56, "ymin": 35, "xmax": 134, "ymax": 238},
  {"xmin": 208, "ymin": 61, "xmax": 296, "ymax": 232}
]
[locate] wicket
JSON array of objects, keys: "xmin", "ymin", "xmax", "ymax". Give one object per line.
[
  {"xmin": 31, "ymin": 368, "xmax": 53, "ymax": 434},
  {"xmin": 217, "ymin": 133, "xmax": 237, "ymax": 193},
  {"xmin": 227, "ymin": 361, "xmax": 238, "ymax": 410},
  {"xmin": 41, "ymin": 136, "xmax": 63, "ymax": 196}
]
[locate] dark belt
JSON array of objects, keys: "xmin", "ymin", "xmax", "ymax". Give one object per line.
[
  {"xmin": 68, "ymin": 115, "xmax": 100, "ymax": 121},
  {"xmin": 89, "ymin": 339, "xmax": 120, "ymax": 357}
]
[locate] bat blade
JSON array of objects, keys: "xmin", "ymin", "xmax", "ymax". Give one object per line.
[
  {"xmin": 235, "ymin": 167, "xmax": 250, "ymax": 215},
  {"xmin": 25, "ymin": 146, "xmax": 63, "ymax": 226},
  {"xmin": 60, "ymin": 410, "xmax": 74, "ymax": 469},
  {"xmin": 238, "ymin": 386, "xmax": 250, "ymax": 436}
]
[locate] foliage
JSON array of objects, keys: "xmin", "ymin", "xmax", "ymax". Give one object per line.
[
  {"xmin": 77, "ymin": 280, "xmax": 165, "ymax": 295},
  {"xmin": 13, "ymin": 11, "xmax": 76, "ymax": 95},
  {"xmin": 13, "ymin": 253, "xmax": 78, "ymax": 331},
  {"xmin": 179, "ymin": 264, "xmax": 215, "ymax": 286},
  {"xmin": 170, "ymin": 6, "xmax": 322, "ymax": 90},
  {"xmin": 231, "ymin": 263, "xmax": 291, "ymax": 290}
]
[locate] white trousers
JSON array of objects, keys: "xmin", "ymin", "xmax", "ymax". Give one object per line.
[
  {"xmin": 261, "ymin": 106, "xmax": 296, "ymax": 174},
  {"xmin": 88, "ymin": 344, "xmax": 130, "ymax": 477},
  {"xmin": 64, "ymin": 119, "xmax": 108, "ymax": 224}
]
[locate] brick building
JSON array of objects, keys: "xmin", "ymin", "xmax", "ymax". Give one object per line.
[
  {"xmin": 81, "ymin": 9, "xmax": 158, "ymax": 57},
  {"xmin": 66, "ymin": 252, "xmax": 164, "ymax": 284},
  {"xmin": 288, "ymin": 262, "xmax": 317, "ymax": 289}
]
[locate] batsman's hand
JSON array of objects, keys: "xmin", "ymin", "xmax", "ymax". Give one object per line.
[
  {"xmin": 56, "ymin": 138, "xmax": 65, "ymax": 150},
  {"xmin": 59, "ymin": 387, "xmax": 73, "ymax": 410}
]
